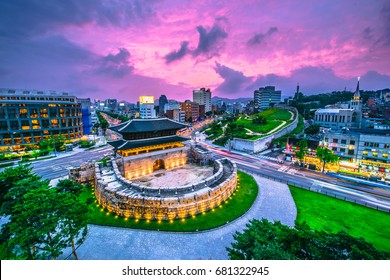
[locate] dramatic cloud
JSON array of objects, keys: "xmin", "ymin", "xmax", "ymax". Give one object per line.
[
  {"xmin": 96, "ymin": 48, "xmax": 134, "ymax": 78},
  {"xmin": 0, "ymin": 0, "xmax": 155, "ymax": 39},
  {"xmin": 0, "ymin": 1, "xmax": 389, "ymax": 102},
  {"xmin": 214, "ymin": 63, "xmax": 253, "ymax": 95},
  {"xmin": 247, "ymin": 27, "xmax": 278, "ymax": 46},
  {"xmin": 164, "ymin": 41, "xmax": 190, "ymax": 64},
  {"xmin": 246, "ymin": 67, "xmax": 390, "ymax": 98},
  {"xmin": 193, "ymin": 18, "xmax": 228, "ymax": 58},
  {"xmin": 378, "ymin": 2, "xmax": 390, "ymax": 45}
]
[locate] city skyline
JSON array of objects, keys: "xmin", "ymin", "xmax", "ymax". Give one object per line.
[{"xmin": 1, "ymin": 0, "xmax": 390, "ymax": 103}]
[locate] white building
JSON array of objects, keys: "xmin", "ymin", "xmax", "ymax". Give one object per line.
[
  {"xmin": 314, "ymin": 78, "xmax": 362, "ymax": 130},
  {"xmin": 193, "ymin": 88, "xmax": 211, "ymax": 112},
  {"xmin": 139, "ymin": 96, "xmax": 156, "ymax": 119}
]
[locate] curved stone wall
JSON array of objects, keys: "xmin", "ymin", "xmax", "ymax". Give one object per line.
[{"xmin": 95, "ymin": 158, "xmax": 237, "ymax": 220}]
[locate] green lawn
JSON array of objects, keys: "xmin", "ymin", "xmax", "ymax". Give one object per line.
[
  {"xmin": 233, "ymin": 109, "xmax": 293, "ymax": 136},
  {"xmin": 83, "ymin": 171, "xmax": 258, "ymax": 232},
  {"xmin": 289, "ymin": 185, "xmax": 390, "ymax": 252},
  {"xmin": 235, "ymin": 118, "xmax": 284, "ymax": 134},
  {"xmin": 258, "ymin": 108, "xmax": 292, "ymax": 121}
]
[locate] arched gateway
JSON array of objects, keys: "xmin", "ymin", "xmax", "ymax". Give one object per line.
[{"xmin": 153, "ymin": 159, "xmax": 165, "ymax": 171}]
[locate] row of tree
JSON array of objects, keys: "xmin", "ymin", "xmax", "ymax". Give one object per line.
[
  {"xmin": 295, "ymin": 139, "xmax": 339, "ymax": 172},
  {"xmin": 0, "ymin": 164, "xmax": 90, "ymax": 260},
  {"xmin": 227, "ymin": 219, "xmax": 387, "ymax": 260}
]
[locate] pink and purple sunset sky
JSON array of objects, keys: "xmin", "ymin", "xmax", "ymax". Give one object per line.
[{"xmin": 1, "ymin": 0, "xmax": 389, "ymax": 103}]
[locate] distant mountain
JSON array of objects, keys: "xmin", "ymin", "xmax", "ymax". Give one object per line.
[{"xmin": 211, "ymin": 96, "xmax": 252, "ymax": 104}]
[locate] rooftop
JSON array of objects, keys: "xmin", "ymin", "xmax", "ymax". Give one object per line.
[
  {"xmin": 109, "ymin": 118, "xmax": 187, "ymax": 134},
  {"xmin": 316, "ymin": 108, "xmax": 354, "ymax": 114},
  {"xmin": 350, "ymin": 128, "xmax": 390, "ymax": 136},
  {"xmin": 108, "ymin": 135, "xmax": 189, "ymax": 150},
  {"xmin": 0, "ymin": 88, "xmax": 73, "ymax": 97}
]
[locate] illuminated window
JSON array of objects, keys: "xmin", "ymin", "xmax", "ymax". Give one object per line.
[
  {"xmin": 383, "ymin": 154, "xmax": 388, "ymax": 158},
  {"xmin": 51, "ymin": 119, "xmax": 59, "ymax": 127},
  {"xmin": 372, "ymin": 152, "xmax": 378, "ymax": 157},
  {"xmin": 363, "ymin": 151, "xmax": 368, "ymax": 155}
]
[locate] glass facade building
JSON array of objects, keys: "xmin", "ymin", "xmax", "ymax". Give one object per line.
[{"xmin": 0, "ymin": 88, "xmax": 83, "ymax": 149}]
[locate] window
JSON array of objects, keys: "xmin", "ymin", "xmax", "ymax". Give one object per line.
[
  {"xmin": 10, "ymin": 120, "xmax": 19, "ymax": 130},
  {"xmin": 384, "ymin": 144, "xmax": 390, "ymax": 149},
  {"xmin": 348, "ymin": 150, "xmax": 354, "ymax": 155},
  {"xmin": 332, "ymin": 147, "xmax": 337, "ymax": 151},
  {"xmin": 51, "ymin": 119, "xmax": 59, "ymax": 127},
  {"xmin": 383, "ymin": 153, "xmax": 388, "ymax": 158},
  {"xmin": 341, "ymin": 139, "xmax": 347, "ymax": 144},
  {"xmin": 333, "ymin": 139, "xmax": 338, "ymax": 143},
  {"xmin": 30, "ymin": 108, "xmax": 38, "ymax": 118},
  {"xmin": 350, "ymin": 140, "xmax": 355, "ymax": 145},
  {"xmin": 8, "ymin": 108, "xmax": 17, "ymax": 118},
  {"xmin": 363, "ymin": 151, "xmax": 368, "ymax": 155},
  {"xmin": 19, "ymin": 108, "xmax": 28, "ymax": 118},
  {"xmin": 42, "ymin": 120, "xmax": 50, "ymax": 128},
  {"xmin": 340, "ymin": 148, "xmax": 346, "ymax": 153},
  {"xmin": 372, "ymin": 152, "xmax": 378, "ymax": 157},
  {"xmin": 0, "ymin": 120, "xmax": 7, "ymax": 130}
]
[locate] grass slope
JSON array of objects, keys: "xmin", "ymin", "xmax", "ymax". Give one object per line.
[
  {"xmin": 84, "ymin": 171, "xmax": 258, "ymax": 232},
  {"xmin": 289, "ymin": 185, "xmax": 390, "ymax": 252}
]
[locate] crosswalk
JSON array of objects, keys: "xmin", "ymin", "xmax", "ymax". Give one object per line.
[{"xmin": 278, "ymin": 166, "xmax": 298, "ymax": 175}]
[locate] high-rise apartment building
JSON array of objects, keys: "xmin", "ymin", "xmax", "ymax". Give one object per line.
[
  {"xmin": 193, "ymin": 88, "xmax": 211, "ymax": 112},
  {"xmin": 254, "ymin": 86, "xmax": 281, "ymax": 110}
]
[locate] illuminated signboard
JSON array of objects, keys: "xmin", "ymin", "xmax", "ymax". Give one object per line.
[{"xmin": 139, "ymin": 96, "xmax": 154, "ymax": 104}]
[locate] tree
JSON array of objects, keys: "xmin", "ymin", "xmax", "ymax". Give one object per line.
[
  {"xmin": 316, "ymin": 146, "xmax": 339, "ymax": 172},
  {"xmin": 295, "ymin": 139, "xmax": 308, "ymax": 166},
  {"xmin": 305, "ymin": 124, "xmax": 320, "ymax": 135},
  {"xmin": 7, "ymin": 184, "xmax": 67, "ymax": 259},
  {"xmin": 0, "ymin": 167, "xmax": 90, "ymax": 260},
  {"xmin": 0, "ymin": 164, "xmax": 40, "ymax": 209},
  {"xmin": 252, "ymin": 115, "xmax": 267, "ymax": 125},
  {"xmin": 55, "ymin": 179, "xmax": 90, "ymax": 260},
  {"xmin": 227, "ymin": 219, "xmax": 386, "ymax": 260}
]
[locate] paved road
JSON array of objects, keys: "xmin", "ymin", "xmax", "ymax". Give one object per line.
[
  {"xmin": 31, "ymin": 145, "xmax": 113, "ymax": 180},
  {"xmin": 203, "ymin": 144, "xmax": 390, "ymax": 212},
  {"xmin": 61, "ymin": 175, "xmax": 296, "ymax": 260}
]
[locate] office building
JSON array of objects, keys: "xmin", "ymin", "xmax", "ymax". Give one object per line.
[
  {"xmin": 78, "ymin": 98, "xmax": 92, "ymax": 135},
  {"xmin": 0, "ymin": 88, "xmax": 83, "ymax": 149},
  {"xmin": 254, "ymin": 86, "xmax": 281, "ymax": 110},
  {"xmin": 158, "ymin": 95, "xmax": 168, "ymax": 115}
]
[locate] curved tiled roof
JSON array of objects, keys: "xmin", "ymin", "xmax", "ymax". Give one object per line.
[
  {"xmin": 108, "ymin": 135, "xmax": 189, "ymax": 150},
  {"xmin": 109, "ymin": 118, "xmax": 187, "ymax": 134}
]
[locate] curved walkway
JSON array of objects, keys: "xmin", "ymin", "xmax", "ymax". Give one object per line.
[{"xmin": 63, "ymin": 175, "xmax": 297, "ymax": 260}]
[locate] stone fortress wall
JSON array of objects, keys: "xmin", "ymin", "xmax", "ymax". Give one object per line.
[{"xmin": 95, "ymin": 157, "xmax": 237, "ymax": 221}]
